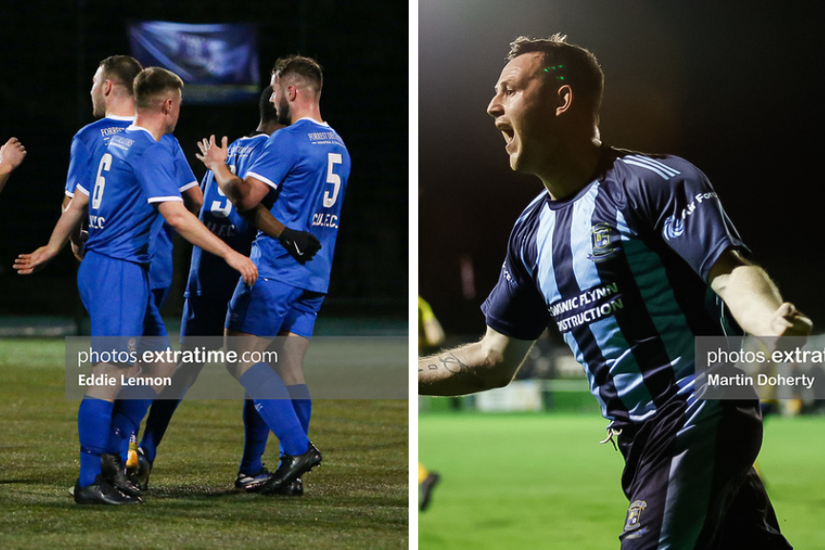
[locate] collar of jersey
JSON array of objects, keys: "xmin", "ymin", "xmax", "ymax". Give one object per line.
[
  {"xmin": 126, "ymin": 124, "xmax": 158, "ymax": 140},
  {"xmin": 293, "ymin": 117, "xmax": 330, "ymax": 127},
  {"xmin": 106, "ymin": 114, "xmax": 136, "ymax": 122}
]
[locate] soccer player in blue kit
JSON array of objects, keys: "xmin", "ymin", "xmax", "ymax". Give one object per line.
[
  {"xmin": 61, "ymin": 56, "xmax": 202, "ymax": 260},
  {"xmin": 131, "ymin": 87, "xmax": 286, "ymax": 492},
  {"xmin": 58, "ymin": 55, "xmax": 203, "ymax": 486},
  {"xmin": 197, "ymin": 55, "xmax": 351, "ymax": 494},
  {"xmin": 15, "ymin": 67, "xmax": 257, "ymax": 505},
  {"xmin": 418, "ymin": 35, "xmax": 812, "ymax": 548}
]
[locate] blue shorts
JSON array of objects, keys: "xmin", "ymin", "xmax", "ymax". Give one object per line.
[
  {"xmin": 140, "ymin": 287, "xmax": 171, "ymax": 353},
  {"xmin": 226, "ymin": 278, "xmax": 325, "ymax": 338},
  {"xmin": 180, "ymin": 292, "xmax": 232, "ymax": 343},
  {"xmin": 78, "ymin": 251, "xmax": 151, "ymax": 357}
]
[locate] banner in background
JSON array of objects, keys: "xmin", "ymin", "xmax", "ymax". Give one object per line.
[{"xmin": 128, "ymin": 21, "xmax": 260, "ymax": 103}]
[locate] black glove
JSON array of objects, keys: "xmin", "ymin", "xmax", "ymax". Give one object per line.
[{"xmin": 279, "ymin": 227, "xmax": 321, "ymax": 264}]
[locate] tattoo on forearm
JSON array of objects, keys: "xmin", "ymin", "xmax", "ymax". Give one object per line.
[{"xmin": 419, "ymin": 352, "xmax": 469, "ymax": 375}]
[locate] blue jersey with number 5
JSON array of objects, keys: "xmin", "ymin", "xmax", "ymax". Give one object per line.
[{"xmin": 245, "ymin": 118, "xmax": 351, "ymax": 293}]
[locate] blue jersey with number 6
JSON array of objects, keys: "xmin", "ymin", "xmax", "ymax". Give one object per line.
[
  {"xmin": 79, "ymin": 126, "xmax": 184, "ymax": 265},
  {"xmin": 245, "ymin": 118, "xmax": 351, "ymax": 293}
]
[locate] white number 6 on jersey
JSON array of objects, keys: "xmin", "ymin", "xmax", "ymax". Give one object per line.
[
  {"xmin": 323, "ymin": 153, "xmax": 342, "ymax": 208},
  {"xmin": 91, "ymin": 153, "xmax": 112, "ymax": 210}
]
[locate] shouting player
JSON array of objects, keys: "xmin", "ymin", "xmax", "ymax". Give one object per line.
[
  {"xmin": 197, "ymin": 55, "xmax": 351, "ymax": 494},
  {"xmin": 15, "ymin": 67, "xmax": 257, "ymax": 505},
  {"xmin": 419, "ymin": 35, "xmax": 810, "ymax": 548}
]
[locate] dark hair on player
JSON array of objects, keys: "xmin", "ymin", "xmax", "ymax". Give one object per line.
[
  {"xmin": 99, "ymin": 55, "xmax": 143, "ymax": 94},
  {"xmin": 259, "ymin": 86, "xmax": 278, "ymax": 123},
  {"xmin": 134, "ymin": 67, "xmax": 184, "ymax": 110},
  {"xmin": 508, "ymin": 34, "xmax": 604, "ymax": 118},
  {"xmin": 271, "ymin": 55, "xmax": 323, "ymax": 95}
]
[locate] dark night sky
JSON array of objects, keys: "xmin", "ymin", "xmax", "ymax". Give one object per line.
[
  {"xmin": 419, "ymin": 0, "xmax": 825, "ymax": 334},
  {"xmin": 0, "ymin": 0, "xmax": 408, "ymax": 319}
]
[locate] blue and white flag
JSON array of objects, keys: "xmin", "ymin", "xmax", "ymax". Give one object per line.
[{"xmin": 128, "ymin": 21, "xmax": 260, "ymax": 103}]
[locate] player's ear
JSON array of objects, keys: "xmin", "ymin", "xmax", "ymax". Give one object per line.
[{"xmin": 556, "ymin": 85, "xmax": 573, "ymax": 116}]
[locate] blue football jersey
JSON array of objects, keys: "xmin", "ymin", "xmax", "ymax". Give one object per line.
[
  {"xmin": 148, "ymin": 135, "xmax": 199, "ymax": 290},
  {"xmin": 65, "ymin": 115, "xmax": 134, "ymax": 197},
  {"xmin": 78, "ymin": 126, "xmax": 185, "ymax": 265},
  {"xmin": 482, "ymin": 147, "xmax": 745, "ymax": 425},
  {"xmin": 185, "ymin": 132, "xmax": 270, "ymax": 298},
  {"xmin": 245, "ymin": 119, "xmax": 351, "ymax": 293}
]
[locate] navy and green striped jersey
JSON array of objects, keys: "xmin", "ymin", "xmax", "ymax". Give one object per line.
[{"xmin": 482, "ymin": 147, "xmax": 745, "ymax": 426}]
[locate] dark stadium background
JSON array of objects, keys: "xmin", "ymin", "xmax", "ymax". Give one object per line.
[
  {"xmin": 0, "ymin": 0, "xmax": 408, "ymax": 329},
  {"xmin": 419, "ymin": 1, "xmax": 825, "ymax": 336}
]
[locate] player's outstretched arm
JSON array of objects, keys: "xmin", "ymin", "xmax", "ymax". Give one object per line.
[
  {"xmin": 158, "ymin": 200, "xmax": 258, "ymax": 286},
  {"xmin": 14, "ymin": 191, "xmax": 88, "ymax": 274},
  {"xmin": 419, "ymin": 326, "xmax": 535, "ymax": 396},
  {"xmin": 0, "ymin": 137, "xmax": 27, "ymax": 194},
  {"xmin": 710, "ymin": 247, "xmax": 813, "ymax": 337}
]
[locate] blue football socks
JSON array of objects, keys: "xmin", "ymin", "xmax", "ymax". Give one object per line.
[
  {"xmin": 239, "ymin": 362, "xmax": 309, "ymax": 456},
  {"xmin": 78, "ymin": 397, "xmax": 114, "ymax": 487}
]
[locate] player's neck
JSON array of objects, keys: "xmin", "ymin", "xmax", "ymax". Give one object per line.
[
  {"xmin": 539, "ymin": 138, "xmax": 602, "ymax": 201},
  {"xmin": 105, "ymin": 97, "xmax": 136, "ymax": 119},
  {"xmin": 290, "ymin": 102, "xmax": 323, "ymax": 124},
  {"xmin": 133, "ymin": 114, "xmax": 167, "ymax": 141}
]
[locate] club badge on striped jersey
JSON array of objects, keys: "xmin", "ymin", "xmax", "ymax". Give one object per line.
[
  {"xmin": 587, "ymin": 223, "xmax": 620, "ymax": 263},
  {"xmin": 622, "ymin": 499, "xmax": 648, "ymax": 539}
]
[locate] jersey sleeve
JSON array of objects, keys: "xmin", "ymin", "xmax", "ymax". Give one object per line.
[
  {"xmin": 481, "ymin": 226, "xmax": 551, "ymax": 341},
  {"xmin": 244, "ymin": 130, "xmax": 298, "ymax": 190},
  {"xmin": 171, "ymin": 141, "xmax": 199, "ymax": 192},
  {"xmin": 632, "ymin": 159, "xmax": 746, "ymax": 282},
  {"xmin": 65, "ymin": 134, "xmax": 92, "ymax": 197},
  {"xmin": 134, "ymin": 144, "xmax": 184, "ymax": 204}
]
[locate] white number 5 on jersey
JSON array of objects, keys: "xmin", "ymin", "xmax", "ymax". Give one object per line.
[{"xmin": 323, "ymin": 153, "xmax": 343, "ymax": 208}]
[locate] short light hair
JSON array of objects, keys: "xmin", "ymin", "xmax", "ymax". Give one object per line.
[
  {"xmin": 99, "ymin": 55, "xmax": 143, "ymax": 94},
  {"xmin": 134, "ymin": 67, "xmax": 184, "ymax": 110},
  {"xmin": 271, "ymin": 55, "xmax": 323, "ymax": 95},
  {"xmin": 508, "ymin": 34, "xmax": 604, "ymax": 117}
]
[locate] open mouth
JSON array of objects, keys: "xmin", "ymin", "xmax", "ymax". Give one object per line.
[{"xmin": 497, "ymin": 124, "xmax": 515, "ymax": 149}]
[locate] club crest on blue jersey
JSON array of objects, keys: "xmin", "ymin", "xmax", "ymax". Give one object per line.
[
  {"xmin": 622, "ymin": 499, "xmax": 648, "ymax": 539},
  {"xmin": 587, "ymin": 223, "xmax": 620, "ymax": 263}
]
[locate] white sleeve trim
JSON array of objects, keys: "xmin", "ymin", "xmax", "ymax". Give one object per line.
[
  {"xmin": 65, "ymin": 190, "xmax": 75, "ymax": 198},
  {"xmin": 147, "ymin": 196, "xmax": 184, "ymax": 204},
  {"xmin": 179, "ymin": 180, "xmax": 199, "ymax": 192},
  {"xmin": 245, "ymin": 170, "xmax": 279, "ymax": 190},
  {"xmin": 75, "ymin": 184, "xmax": 90, "ymax": 196}
]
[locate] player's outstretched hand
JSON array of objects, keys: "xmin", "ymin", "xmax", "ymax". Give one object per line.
[
  {"xmin": 195, "ymin": 135, "xmax": 228, "ymax": 172},
  {"xmin": 279, "ymin": 227, "xmax": 321, "ymax": 264},
  {"xmin": 0, "ymin": 137, "xmax": 27, "ymax": 171},
  {"xmin": 769, "ymin": 302, "xmax": 812, "ymax": 337},
  {"xmin": 226, "ymin": 251, "xmax": 258, "ymax": 286},
  {"xmin": 13, "ymin": 246, "xmax": 58, "ymax": 275}
]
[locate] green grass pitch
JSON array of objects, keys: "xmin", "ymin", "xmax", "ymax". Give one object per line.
[
  {"xmin": 419, "ymin": 410, "xmax": 825, "ymax": 549},
  {"xmin": 0, "ymin": 339, "xmax": 408, "ymax": 550}
]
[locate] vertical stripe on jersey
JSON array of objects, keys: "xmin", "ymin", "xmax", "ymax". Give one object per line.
[
  {"xmin": 537, "ymin": 203, "xmax": 609, "ymax": 418},
  {"xmin": 590, "ymin": 195, "xmax": 677, "ymax": 411},
  {"xmin": 573, "ymin": 186, "xmax": 656, "ymax": 422},
  {"xmin": 547, "ymin": 193, "xmax": 630, "ymax": 423},
  {"xmin": 615, "ymin": 210, "xmax": 696, "ymax": 383}
]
